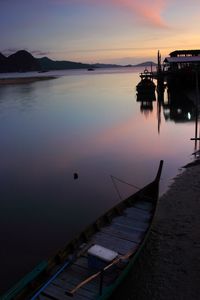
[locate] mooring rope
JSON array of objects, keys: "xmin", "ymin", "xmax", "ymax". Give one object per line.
[{"xmin": 110, "ymin": 175, "xmax": 140, "ymax": 200}]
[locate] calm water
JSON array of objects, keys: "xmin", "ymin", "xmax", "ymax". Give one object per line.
[{"xmin": 0, "ymin": 67, "xmax": 197, "ymax": 293}]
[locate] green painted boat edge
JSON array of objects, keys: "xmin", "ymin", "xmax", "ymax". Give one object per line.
[{"xmin": 1, "ymin": 261, "xmax": 48, "ymax": 300}]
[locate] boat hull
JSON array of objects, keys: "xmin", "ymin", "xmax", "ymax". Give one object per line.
[{"xmin": 97, "ymin": 181, "xmax": 160, "ymax": 300}]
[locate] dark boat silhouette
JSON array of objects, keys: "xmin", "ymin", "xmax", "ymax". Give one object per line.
[{"xmin": 136, "ymin": 68, "xmax": 155, "ymax": 96}]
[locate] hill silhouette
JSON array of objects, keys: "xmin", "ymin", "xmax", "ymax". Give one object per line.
[
  {"xmin": 38, "ymin": 56, "xmax": 91, "ymax": 71},
  {"xmin": 0, "ymin": 50, "xmax": 156, "ymax": 73},
  {"xmin": 0, "ymin": 53, "xmax": 8, "ymax": 72},
  {"xmin": 134, "ymin": 61, "xmax": 157, "ymax": 67},
  {"xmin": 0, "ymin": 50, "xmax": 39, "ymax": 72}
]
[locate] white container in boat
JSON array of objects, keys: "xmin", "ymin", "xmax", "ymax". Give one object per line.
[{"xmin": 87, "ymin": 244, "xmax": 118, "ymax": 269}]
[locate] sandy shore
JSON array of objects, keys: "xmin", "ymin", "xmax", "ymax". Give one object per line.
[
  {"xmin": 111, "ymin": 162, "xmax": 200, "ymax": 300},
  {"xmin": 0, "ymin": 76, "xmax": 57, "ymax": 85}
]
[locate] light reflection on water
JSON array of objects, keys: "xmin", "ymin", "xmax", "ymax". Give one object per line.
[{"xmin": 0, "ymin": 67, "xmax": 196, "ymax": 292}]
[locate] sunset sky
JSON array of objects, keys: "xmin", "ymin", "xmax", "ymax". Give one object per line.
[{"xmin": 1, "ymin": 0, "xmax": 200, "ymax": 64}]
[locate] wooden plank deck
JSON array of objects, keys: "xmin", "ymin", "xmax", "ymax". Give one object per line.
[
  {"xmin": 51, "ymin": 280, "xmax": 97, "ymax": 299},
  {"xmin": 125, "ymin": 210, "xmax": 151, "ymax": 222},
  {"xmin": 91, "ymin": 232, "xmax": 138, "ymax": 255},
  {"xmin": 42, "ymin": 284, "xmax": 90, "ymax": 300},
  {"xmin": 35, "ymin": 201, "xmax": 154, "ymax": 300},
  {"xmin": 60, "ymin": 263, "xmax": 99, "ymax": 289},
  {"xmin": 126, "ymin": 206, "xmax": 152, "ymax": 216},
  {"xmin": 112, "ymin": 216, "xmax": 149, "ymax": 231},
  {"xmin": 133, "ymin": 200, "xmax": 153, "ymax": 211},
  {"xmin": 101, "ymin": 224, "xmax": 143, "ymax": 243}
]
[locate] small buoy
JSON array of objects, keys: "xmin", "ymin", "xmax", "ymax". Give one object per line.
[{"xmin": 74, "ymin": 172, "xmax": 78, "ymax": 180}]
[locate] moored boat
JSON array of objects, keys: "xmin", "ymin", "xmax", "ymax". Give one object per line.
[
  {"xmin": 2, "ymin": 161, "xmax": 163, "ymax": 300},
  {"xmin": 136, "ymin": 68, "xmax": 155, "ymax": 95}
]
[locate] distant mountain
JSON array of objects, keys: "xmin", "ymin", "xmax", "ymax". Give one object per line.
[
  {"xmin": 38, "ymin": 56, "xmax": 91, "ymax": 71},
  {"xmin": 0, "ymin": 49, "xmax": 157, "ymax": 73},
  {"xmin": 0, "ymin": 50, "xmax": 39, "ymax": 72},
  {"xmin": 92, "ymin": 63, "xmax": 122, "ymax": 68},
  {"xmin": 0, "ymin": 53, "xmax": 8, "ymax": 72},
  {"xmin": 8, "ymin": 50, "xmax": 39, "ymax": 72},
  {"xmin": 133, "ymin": 61, "xmax": 157, "ymax": 67},
  {"xmin": 0, "ymin": 53, "xmax": 6, "ymax": 61}
]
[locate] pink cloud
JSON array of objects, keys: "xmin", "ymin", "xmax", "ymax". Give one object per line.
[
  {"xmin": 53, "ymin": 0, "xmax": 168, "ymax": 28},
  {"xmin": 109, "ymin": 0, "xmax": 168, "ymax": 28}
]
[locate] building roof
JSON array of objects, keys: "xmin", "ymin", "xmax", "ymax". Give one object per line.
[
  {"xmin": 164, "ymin": 56, "xmax": 200, "ymax": 64},
  {"xmin": 170, "ymin": 50, "xmax": 200, "ymax": 57}
]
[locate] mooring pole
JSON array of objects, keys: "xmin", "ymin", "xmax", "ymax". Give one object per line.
[{"xmin": 195, "ymin": 68, "xmax": 199, "ymax": 150}]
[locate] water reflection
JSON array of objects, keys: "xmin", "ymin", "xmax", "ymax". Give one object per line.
[
  {"xmin": 136, "ymin": 76, "xmax": 200, "ymax": 151},
  {"xmin": 136, "ymin": 79, "xmax": 198, "ymax": 124},
  {"xmin": 0, "ymin": 68, "xmax": 197, "ymax": 294},
  {"xmin": 0, "ymin": 83, "xmax": 38, "ymax": 112},
  {"xmin": 163, "ymin": 88, "xmax": 196, "ymax": 123}
]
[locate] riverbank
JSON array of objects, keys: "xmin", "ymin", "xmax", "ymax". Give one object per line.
[
  {"xmin": 0, "ymin": 76, "xmax": 57, "ymax": 85},
  {"xmin": 111, "ymin": 161, "xmax": 200, "ymax": 300}
]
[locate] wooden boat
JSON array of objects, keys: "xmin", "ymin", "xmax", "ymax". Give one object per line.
[{"xmin": 2, "ymin": 161, "xmax": 163, "ymax": 300}]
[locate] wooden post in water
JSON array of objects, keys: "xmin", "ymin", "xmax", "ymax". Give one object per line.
[
  {"xmin": 190, "ymin": 66, "xmax": 200, "ymax": 154},
  {"xmin": 156, "ymin": 50, "xmax": 165, "ymax": 134},
  {"xmin": 195, "ymin": 69, "xmax": 199, "ymax": 150},
  {"xmin": 157, "ymin": 50, "xmax": 161, "ymax": 74},
  {"xmin": 196, "ymin": 68, "xmax": 200, "ymax": 151},
  {"xmin": 157, "ymin": 50, "xmax": 164, "ymax": 96}
]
